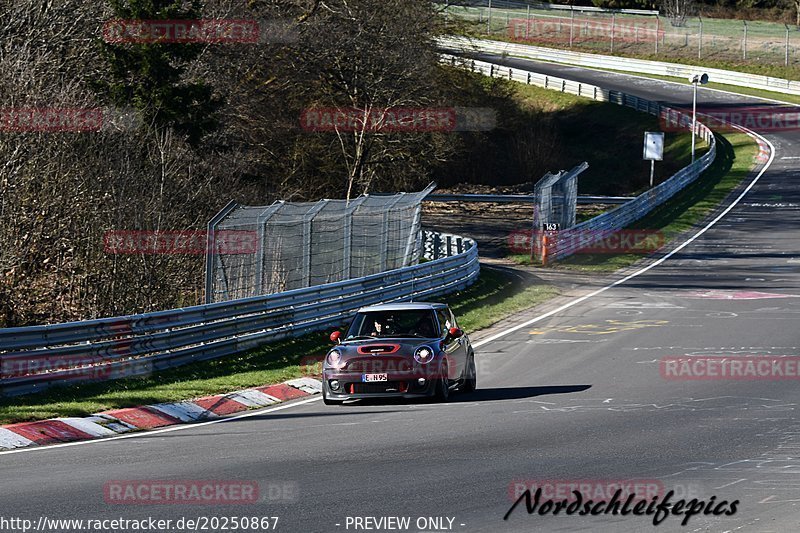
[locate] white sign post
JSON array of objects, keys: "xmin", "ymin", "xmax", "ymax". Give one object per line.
[{"xmin": 643, "ymin": 131, "xmax": 664, "ymax": 188}]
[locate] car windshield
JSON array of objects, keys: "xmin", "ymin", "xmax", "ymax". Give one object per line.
[{"xmin": 346, "ymin": 309, "xmax": 439, "ymax": 339}]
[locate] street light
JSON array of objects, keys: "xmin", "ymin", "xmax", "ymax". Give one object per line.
[{"xmin": 689, "ymin": 72, "xmax": 709, "ymax": 163}]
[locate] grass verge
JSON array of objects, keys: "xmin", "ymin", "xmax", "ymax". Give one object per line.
[
  {"xmin": 0, "ymin": 267, "xmax": 557, "ymax": 424},
  {"xmin": 509, "ymin": 131, "xmax": 758, "ymax": 271}
]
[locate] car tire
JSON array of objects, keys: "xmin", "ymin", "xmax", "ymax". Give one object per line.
[
  {"xmin": 323, "ymin": 389, "xmax": 343, "ymax": 406},
  {"xmin": 462, "ymin": 353, "xmax": 477, "ymax": 393},
  {"xmin": 434, "ymin": 363, "xmax": 450, "ymax": 402}
]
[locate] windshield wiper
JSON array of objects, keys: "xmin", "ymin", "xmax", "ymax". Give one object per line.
[{"xmin": 345, "ymin": 335, "xmax": 376, "ymax": 341}]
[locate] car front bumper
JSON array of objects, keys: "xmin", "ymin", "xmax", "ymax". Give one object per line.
[{"xmin": 322, "ymin": 370, "xmax": 441, "ymax": 400}]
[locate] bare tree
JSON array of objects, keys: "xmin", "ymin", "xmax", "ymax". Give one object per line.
[{"xmin": 661, "ymin": 0, "xmax": 695, "ymax": 27}]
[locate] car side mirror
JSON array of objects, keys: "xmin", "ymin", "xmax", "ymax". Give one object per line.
[
  {"xmin": 330, "ymin": 330, "xmax": 341, "ymax": 344},
  {"xmin": 448, "ymin": 327, "xmax": 463, "ymax": 339}
]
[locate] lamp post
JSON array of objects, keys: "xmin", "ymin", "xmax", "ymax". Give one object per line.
[{"xmin": 689, "ymin": 72, "xmax": 709, "ymax": 163}]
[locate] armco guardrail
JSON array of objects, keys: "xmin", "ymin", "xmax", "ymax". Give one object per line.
[
  {"xmin": 442, "ymin": 53, "xmax": 716, "ymax": 261},
  {"xmin": 0, "ymin": 232, "xmax": 478, "ymax": 397},
  {"xmin": 440, "ymin": 36, "xmax": 800, "ymax": 96}
]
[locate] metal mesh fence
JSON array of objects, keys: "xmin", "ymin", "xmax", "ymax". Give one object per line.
[
  {"xmin": 443, "ymin": 0, "xmax": 800, "ymax": 67},
  {"xmin": 534, "ymin": 162, "xmax": 585, "ymax": 230},
  {"xmin": 206, "ymin": 186, "xmax": 434, "ymax": 302}
]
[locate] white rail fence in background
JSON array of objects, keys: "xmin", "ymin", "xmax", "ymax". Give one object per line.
[{"xmin": 440, "ymin": 36, "xmax": 800, "ymax": 96}]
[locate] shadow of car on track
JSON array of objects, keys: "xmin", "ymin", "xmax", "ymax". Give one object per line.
[
  {"xmin": 450, "ymin": 384, "xmax": 592, "ymax": 402},
  {"xmin": 336, "ymin": 385, "xmax": 592, "ymax": 407}
]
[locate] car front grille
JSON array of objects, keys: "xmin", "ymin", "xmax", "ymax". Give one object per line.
[
  {"xmin": 350, "ymin": 381, "xmax": 407, "ymax": 394},
  {"xmin": 346, "ymin": 358, "xmax": 413, "ymax": 373}
]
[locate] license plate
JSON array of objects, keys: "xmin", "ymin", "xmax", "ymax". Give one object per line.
[{"xmin": 363, "ymin": 373, "xmax": 388, "ymax": 382}]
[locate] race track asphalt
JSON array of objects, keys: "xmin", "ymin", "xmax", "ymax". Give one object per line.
[{"xmin": 2, "ymin": 56, "xmax": 799, "ymax": 533}]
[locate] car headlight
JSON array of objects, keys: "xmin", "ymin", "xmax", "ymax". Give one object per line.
[
  {"xmin": 414, "ymin": 345, "xmax": 435, "ymax": 364},
  {"xmin": 326, "ymin": 349, "xmax": 342, "ymax": 368}
]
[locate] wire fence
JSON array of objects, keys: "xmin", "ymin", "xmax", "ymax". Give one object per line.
[
  {"xmin": 442, "ymin": 0, "xmax": 800, "ymax": 67},
  {"xmin": 206, "ymin": 185, "xmax": 434, "ymax": 303},
  {"xmin": 533, "ymin": 161, "xmax": 586, "ymax": 230}
]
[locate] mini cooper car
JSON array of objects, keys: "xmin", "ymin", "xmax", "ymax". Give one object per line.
[{"xmin": 321, "ymin": 302, "xmax": 476, "ymax": 404}]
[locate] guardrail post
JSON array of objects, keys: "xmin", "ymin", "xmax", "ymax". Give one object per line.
[
  {"xmin": 381, "ymin": 194, "xmax": 404, "ymax": 272},
  {"xmin": 611, "ymin": 13, "xmax": 616, "ymax": 54},
  {"xmin": 204, "ymin": 200, "xmax": 239, "ymax": 304},
  {"xmin": 527, "ymin": 72, "xmax": 531, "ymax": 84},
  {"xmin": 655, "ymin": 16, "xmax": 659, "ymax": 54},
  {"xmin": 569, "ymin": 9, "xmax": 574, "ymax": 48},
  {"xmin": 303, "ymin": 200, "xmax": 328, "ymax": 287},
  {"xmin": 526, "ymin": 5, "xmax": 530, "ymax": 40},
  {"xmin": 786, "ymin": 24, "xmax": 791, "ymax": 67},
  {"xmin": 433, "ymin": 233, "xmax": 441, "ymax": 261},
  {"xmin": 446, "ymin": 235, "xmax": 452, "ymax": 257},
  {"xmin": 743, "ymin": 20, "xmax": 748, "ymax": 60},
  {"xmin": 698, "ymin": 17, "xmax": 703, "ymax": 59},
  {"xmin": 256, "ymin": 202, "xmax": 285, "ymax": 296}
]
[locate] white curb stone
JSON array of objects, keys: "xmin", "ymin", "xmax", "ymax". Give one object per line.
[
  {"xmin": 149, "ymin": 401, "xmax": 216, "ymax": 422},
  {"xmin": 0, "ymin": 428, "xmax": 36, "ymax": 450},
  {"xmin": 59, "ymin": 417, "xmax": 120, "ymax": 437},
  {"xmin": 286, "ymin": 377, "xmax": 323, "ymax": 394},
  {"xmin": 230, "ymin": 389, "xmax": 281, "ymax": 408}
]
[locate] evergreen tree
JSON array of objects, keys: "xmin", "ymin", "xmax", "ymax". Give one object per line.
[{"xmin": 95, "ymin": 0, "xmax": 221, "ymax": 145}]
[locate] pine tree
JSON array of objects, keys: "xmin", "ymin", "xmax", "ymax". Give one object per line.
[{"xmin": 95, "ymin": 0, "xmax": 221, "ymax": 145}]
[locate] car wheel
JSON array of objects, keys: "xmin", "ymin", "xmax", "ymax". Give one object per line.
[
  {"xmin": 322, "ymin": 388, "xmax": 342, "ymax": 406},
  {"xmin": 434, "ymin": 363, "xmax": 450, "ymax": 402},
  {"xmin": 462, "ymin": 353, "xmax": 477, "ymax": 393}
]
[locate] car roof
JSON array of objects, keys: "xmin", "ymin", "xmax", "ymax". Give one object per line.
[{"xmin": 357, "ymin": 302, "xmax": 447, "ymax": 313}]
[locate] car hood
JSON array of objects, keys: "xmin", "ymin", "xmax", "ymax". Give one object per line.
[{"xmin": 336, "ymin": 338, "xmax": 439, "ymax": 356}]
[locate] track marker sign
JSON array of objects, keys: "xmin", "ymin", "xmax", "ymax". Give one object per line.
[{"xmin": 643, "ymin": 131, "xmax": 664, "ymax": 188}]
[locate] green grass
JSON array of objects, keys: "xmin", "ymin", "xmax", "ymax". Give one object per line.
[
  {"xmin": 509, "ymin": 131, "xmax": 757, "ymax": 271},
  {"xmin": 0, "ymin": 267, "xmax": 557, "ymax": 424}
]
